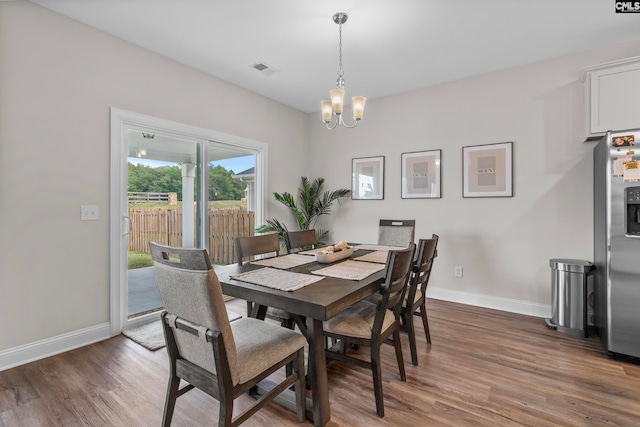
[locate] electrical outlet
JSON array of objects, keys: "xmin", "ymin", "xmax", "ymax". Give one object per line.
[
  {"xmin": 454, "ymin": 266, "xmax": 463, "ymax": 277},
  {"xmin": 81, "ymin": 205, "xmax": 99, "ymax": 221}
]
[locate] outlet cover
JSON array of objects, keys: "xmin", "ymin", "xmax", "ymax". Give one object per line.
[
  {"xmin": 454, "ymin": 266, "xmax": 463, "ymax": 277},
  {"xmin": 81, "ymin": 205, "xmax": 99, "ymax": 221}
]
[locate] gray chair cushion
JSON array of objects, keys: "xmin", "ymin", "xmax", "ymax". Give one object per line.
[
  {"xmin": 231, "ymin": 318, "xmax": 307, "ymax": 384},
  {"xmin": 405, "ymin": 288, "xmax": 423, "ymax": 305},
  {"xmin": 324, "ymin": 300, "xmax": 396, "ymax": 339}
]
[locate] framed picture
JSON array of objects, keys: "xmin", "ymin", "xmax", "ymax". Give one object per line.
[
  {"xmin": 352, "ymin": 156, "xmax": 384, "ymax": 200},
  {"xmin": 401, "ymin": 150, "xmax": 441, "ymax": 199},
  {"xmin": 462, "ymin": 142, "xmax": 513, "ymax": 198}
]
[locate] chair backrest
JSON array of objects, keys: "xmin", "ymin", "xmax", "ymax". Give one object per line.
[
  {"xmin": 150, "ymin": 242, "xmax": 213, "ymax": 270},
  {"xmin": 410, "ymin": 235, "xmax": 439, "ymax": 299},
  {"xmin": 150, "ymin": 244, "xmax": 240, "ymax": 384},
  {"xmin": 235, "ymin": 233, "xmax": 280, "ymax": 266},
  {"xmin": 377, "ymin": 219, "xmax": 415, "ymax": 247},
  {"xmin": 373, "ymin": 244, "xmax": 415, "ymax": 333},
  {"xmin": 284, "ymin": 229, "xmax": 318, "ymax": 254}
]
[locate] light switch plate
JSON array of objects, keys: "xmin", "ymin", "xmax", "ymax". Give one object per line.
[{"xmin": 81, "ymin": 205, "xmax": 99, "ymax": 221}]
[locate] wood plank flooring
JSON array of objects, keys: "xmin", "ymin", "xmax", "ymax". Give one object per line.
[{"xmin": 2, "ymin": 299, "xmax": 640, "ymax": 426}]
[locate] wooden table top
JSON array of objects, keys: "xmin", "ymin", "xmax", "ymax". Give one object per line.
[{"xmin": 215, "ymin": 253, "xmax": 385, "ymax": 321}]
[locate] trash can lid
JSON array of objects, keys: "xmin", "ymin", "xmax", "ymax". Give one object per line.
[{"xmin": 549, "ymin": 258, "xmax": 595, "ymax": 273}]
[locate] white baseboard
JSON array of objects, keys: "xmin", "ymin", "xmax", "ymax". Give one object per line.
[
  {"xmin": 428, "ymin": 287, "xmax": 551, "ymax": 319},
  {"xmin": 0, "ymin": 323, "xmax": 111, "ymax": 372}
]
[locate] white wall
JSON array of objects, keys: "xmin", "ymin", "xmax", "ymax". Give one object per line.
[
  {"xmin": 0, "ymin": 1, "xmax": 308, "ymax": 353},
  {"xmin": 309, "ymin": 39, "xmax": 640, "ymax": 315}
]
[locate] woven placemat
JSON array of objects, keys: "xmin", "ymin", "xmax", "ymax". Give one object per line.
[
  {"xmin": 312, "ymin": 260, "xmax": 385, "ymax": 281},
  {"xmin": 231, "ymin": 267, "xmax": 324, "ymax": 291},
  {"xmin": 251, "ymin": 254, "xmax": 315, "ymax": 269},
  {"xmin": 353, "ymin": 250, "xmax": 389, "ymax": 264}
]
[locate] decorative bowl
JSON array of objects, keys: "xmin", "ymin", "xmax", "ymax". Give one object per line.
[{"xmin": 315, "ymin": 247, "xmax": 354, "ymax": 264}]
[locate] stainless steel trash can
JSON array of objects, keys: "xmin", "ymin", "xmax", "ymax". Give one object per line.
[{"xmin": 545, "ymin": 259, "xmax": 595, "ymax": 339}]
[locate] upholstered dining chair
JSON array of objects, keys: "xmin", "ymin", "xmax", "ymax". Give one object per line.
[
  {"xmin": 401, "ymin": 235, "xmax": 439, "ymax": 366},
  {"xmin": 377, "ymin": 219, "xmax": 415, "ymax": 247},
  {"xmin": 323, "ymin": 244, "xmax": 415, "ymax": 417},
  {"xmin": 150, "ymin": 243, "xmax": 307, "ymax": 427},
  {"xmin": 284, "ymin": 229, "xmax": 318, "ymax": 254},
  {"xmin": 235, "ymin": 234, "xmax": 307, "ymax": 335}
]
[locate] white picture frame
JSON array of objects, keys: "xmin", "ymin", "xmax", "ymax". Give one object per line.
[
  {"xmin": 401, "ymin": 150, "xmax": 441, "ymax": 199},
  {"xmin": 352, "ymin": 156, "xmax": 384, "ymax": 200},
  {"xmin": 462, "ymin": 142, "xmax": 513, "ymax": 198}
]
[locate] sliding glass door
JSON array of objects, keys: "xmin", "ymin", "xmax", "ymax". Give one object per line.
[{"xmin": 110, "ymin": 108, "xmax": 267, "ymax": 334}]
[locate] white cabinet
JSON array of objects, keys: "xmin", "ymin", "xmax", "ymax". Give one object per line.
[{"xmin": 581, "ymin": 57, "xmax": 640, "ymax": 138}]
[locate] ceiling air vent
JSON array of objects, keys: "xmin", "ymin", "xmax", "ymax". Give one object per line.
[{"xmin": 251, "ymin": 62, "xmax": 279, "ymax": 76}]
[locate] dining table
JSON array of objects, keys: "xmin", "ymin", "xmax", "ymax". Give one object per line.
[{"xmin": 214, "ymin": 245, "xmax": 393, "ymax": 427}]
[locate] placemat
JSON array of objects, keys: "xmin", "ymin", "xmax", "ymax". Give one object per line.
[
  {"xmin": 353, "ymin": 250, "xmax": 389, "ymax": 264},
  {"xmin": 353, "ymin": 244, "xmax": 406, "ymax": 251},
  {"xmin": 251, "ymin": 254, "xmax": 315, "ymax": 269},
  {"xmin": 230, "ymin": 267, "xmax": 324, "ymax": 291},
  {"xmin": 312, "ymin": 260, "xmax": 385, "ymax": 281}
]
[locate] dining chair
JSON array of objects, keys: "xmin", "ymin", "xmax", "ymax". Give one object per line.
[
  {"xmin": 284, "ymin": 229, "xmax": 318, "ymax": 254},
  {"xmin": 377, "ymin": 219, "xmax": 415, "ymax": 247},
  {"xmin": 235, "ymin": 234, "xmax": 307, "ymax": 335},
  {"xmin": 323, "ymin": 244, "xmax": 415, "ymax": 417},
  {"xmin": 401, "ymin": 235, "xmax": 439, "ymax": 366},
  {"xmin": 150, "ymin": 244, "xmax": 307, "ymax": 427}
]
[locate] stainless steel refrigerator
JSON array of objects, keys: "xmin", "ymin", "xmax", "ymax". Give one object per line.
[{"xmin": 594, "ymin": 129, "xmax": 640, "ymax": 361}]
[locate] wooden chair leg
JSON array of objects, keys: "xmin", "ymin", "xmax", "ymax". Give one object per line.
[
  {"xmin": 392, "ymin": 329, "xmax": 406, "ymax": 381},
  {"xmin": 162, "ymin": 375, "xmax": 180, "ymax": 427},
  {"xmin": 281, "ymin": 318, "xmax": 296, "ymax": 377},
  {"xmin": 418, "ymin": 303, "xmax": 431, "ymax": 345},
  {"xmin": 371, "ymin": 344, "xmax": 385, "ymax": 417},
  {"xmin": 405, "ymin": 309, "xmax": 419, "ymax": 366},
  {"xmin": 218, "ymin": 392, "xmax": 234, "ymax": 427},
  {"xmin": 294, "ymin": 348, "xmax": 306, "ymax": 422}
]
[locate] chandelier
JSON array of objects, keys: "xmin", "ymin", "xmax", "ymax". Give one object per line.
[{"xmin": 321, "ymin": 12, "xmax": 366, "ymax": 129}]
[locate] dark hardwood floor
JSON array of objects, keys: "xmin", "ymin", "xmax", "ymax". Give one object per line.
[{"xmin": 2, "ymin": 299, "xmax": 640, "ymax": 426}]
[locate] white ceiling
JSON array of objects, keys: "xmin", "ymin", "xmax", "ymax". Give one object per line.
[{"xmin": 29, "ymin": 0, "xmax": 640, "ymax": 114}]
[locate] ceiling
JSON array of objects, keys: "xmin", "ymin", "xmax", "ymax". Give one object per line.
[{"xmin": 29, "ymin": 0, "xmax": 640, "ymax": 114}]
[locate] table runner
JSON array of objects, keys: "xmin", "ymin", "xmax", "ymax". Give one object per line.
[
  {"xmin": 251, "ymin": 254, "xmax": 315, "ymax": 269},
  {"xmin": 230, "ymin": 267, "xmax": 324, "ymax": 291},
  {"xmin": 312, "ymin": 260, "xmax": 385, "ymax": 281},
  {"xmin": 353, "ymin": 250, "xmax": 389, "ymax": 264}
]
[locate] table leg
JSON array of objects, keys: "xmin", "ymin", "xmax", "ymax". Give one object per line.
[
  {"xmin": 250, "ymin": 303, "xmax": 268, "ymax": 320},
  {"xmin": 307, "ymin": 318, "xmax": 330, "ymax": 427}
]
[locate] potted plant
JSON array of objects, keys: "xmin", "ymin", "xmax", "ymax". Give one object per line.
[{"xmin": 256, "ymin": 177, "xmax": 350, "ymax": 246}]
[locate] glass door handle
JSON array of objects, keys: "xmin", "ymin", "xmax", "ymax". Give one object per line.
[{"xmin": 123, "ymin": 214, "xmax": 133, "ymax": 236}]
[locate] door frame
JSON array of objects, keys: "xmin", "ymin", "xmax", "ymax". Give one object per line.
[{"xmin": 109, "ymin": 108, "xmax": 268, "ymax": 335}]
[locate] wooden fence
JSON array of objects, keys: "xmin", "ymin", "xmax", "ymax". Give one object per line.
[
  {"xmin": 128, "ymin": 207, "xmax": 254, "ymax": 265},
  {"xmin": 128, "ymin": 192, "xmax": 177, "ymax": 204}
]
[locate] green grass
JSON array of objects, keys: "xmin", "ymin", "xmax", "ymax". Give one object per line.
[{"xmin": 128, "ymin": 250, "xmax": 153, "ymax": 269}]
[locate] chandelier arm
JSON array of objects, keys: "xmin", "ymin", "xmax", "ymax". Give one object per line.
[
  {"xmin": 337, "ymin": 117, "xmax": 360, "ymax": 128},
  {"xmin": 325, "ymin": 119, "xmax": 340, "ymax": 130}
]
